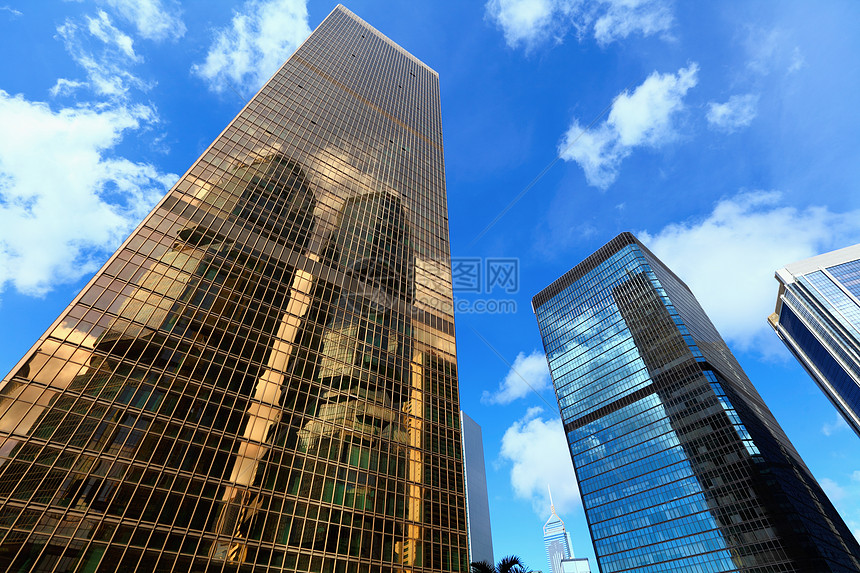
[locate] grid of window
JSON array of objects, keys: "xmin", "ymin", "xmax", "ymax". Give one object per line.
[
  {"xmin": 777, "ymin": 281, "xmax": 860, "ymax": 436},
  {"xmin": 543, "ymin": 510, "xmax": 572, "ymax": 573},
  {"xmin": 772, "ymin": 250, "xmax": 860, "ymax": 440},
  {"xmin": 827, "ymin": 259, "xmax": 860, "ymax": 300},
  {"xmin": 778, "ymin": 302, "xmax": 860, "ymax": 426},
  {"xmin": 0, "ymin": 6, "xmax": 466, "ymax": 572},
  {"xmin": 533, "ymin": 233, "xmax": 860, "ymax": 573},
  {"xmin": 803, "ymin": 271, "xmax": 860, "ymax": 340}
]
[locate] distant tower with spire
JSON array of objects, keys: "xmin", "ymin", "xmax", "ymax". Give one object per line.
[
  {"xmin": 543, "ymin": 487, "xmax": 591, "ymax": 573},
  {"xmin": 544, "ymin": 486, "xmax": 573, "ymax": 573}
]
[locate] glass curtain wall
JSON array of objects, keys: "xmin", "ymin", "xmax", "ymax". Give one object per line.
[
  {"xmin": 0, "ymin": 6, "xmax": 466, "ymax": 572},
  {"xmin": 533, "ymin": 232, "xmax": 860, "ymax": 573}
]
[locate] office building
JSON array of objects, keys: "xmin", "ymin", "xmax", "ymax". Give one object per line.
[
  {"xmin": 543, "ymin": 490, "xmax": 591, "ymax": 573},
  {"xmin": 459, "ymin": 412, "xmax": 493, "ymax": 565},
  {"xmin": 542, "ymin": 490, "xmax": 573, "ymax": 573},
  {"xmin": 532, "ymin": 232, "xmax": 860, "ymax": 572},
  {"xmin": 770, "ymin": 243, "xmax": 860, "ymax": 437},
  {"xmin": 0, "ymin": 5, "xmax": 467, "ymax": 572},
  {"xmin": 559, "ymin": 558, "xmax": 591, "ymax": 573}
]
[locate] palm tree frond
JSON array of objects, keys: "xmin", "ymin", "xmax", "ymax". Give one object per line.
[
  {"xmin": 497, "ymin": 555, "xmax": 526, "ymax": 573},
  {"xmin": 470, "ymin": 560, "xmax": 496, "ymax": 573}
]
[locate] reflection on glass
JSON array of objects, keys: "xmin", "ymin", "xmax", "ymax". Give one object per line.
[
  {"xmin": 534, "ymin": 234, "xmax": 860, "ymax": 573},
  {"xmin": 0, "ymin": 6, "xmax": 466, "ymax": 572}
]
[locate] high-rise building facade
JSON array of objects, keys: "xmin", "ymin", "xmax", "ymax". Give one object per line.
[
  {"xmin": 0, "ymin": 5, "xmax": 467, "ymax": 572},
  {"xmin": 459, "ymin": 412, "xmax": 493, "ymax": 566},
  {"xmin": 532, "ymin": 232, "xmax": 860, "ymax": 573},
  {"xmin": 770, "ymin": 243, "xmax": 860, "ymax": 437},
  {"xmin": 542, "ymin": 493, "xmax": 572, "ymax": 573}
]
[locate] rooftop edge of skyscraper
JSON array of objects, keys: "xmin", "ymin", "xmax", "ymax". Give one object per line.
[
  {"xmin": 779, "ymin": 242, "xmax": 860, "ymax": 277},
  {"xmin": 531, "ymin": 232, "xmax": 692, "ymax": 312},
  {"xmin": 333, "ymin": 4, "xmax": 439, "ymax": 76}
]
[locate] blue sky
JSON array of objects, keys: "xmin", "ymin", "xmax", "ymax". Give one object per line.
[{"xmin": 1, "ymin": 0, "xmax": 860, "ymax": 569}]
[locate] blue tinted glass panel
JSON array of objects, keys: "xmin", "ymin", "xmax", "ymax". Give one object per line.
[
  {"xmin": 779, "ymin": 303, "xmax": 860, "ymax": 423},
  {"xmin": 535, "ymin": 236, "xmax": 860, "ymax": 572},
  {"xmin": 537, "ymin": 245, "xmax": 735, "ymax": 573},
  {"xmin": 802, "ymin": 271, "xmax": 860, "ymax": 339},
  {"xmin": 828, "ymin": 259, "xmax": 860, "ymax": 300}
]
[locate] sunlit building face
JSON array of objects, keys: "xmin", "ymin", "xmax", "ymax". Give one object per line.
[{"xmin": 0, "ymin": 6, "xmax": 466, "ymax": 572}]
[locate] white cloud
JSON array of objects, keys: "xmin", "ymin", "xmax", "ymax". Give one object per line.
[
  {"xmin": 485, "ymin": 0, "xmax": 673, "ymax": 50},
  {"xmin": 104, "ymin": 0, "xmax": 186, "ymax": 42},
  {"xmin": 592, "ymin": 0, "xmax": 673, "ymax": 46},
  {"xmin": 0, "ymin": 6, "xmax": 22, "ymax": 17},
  {"xmin": 49, "ymin": 79, "xmax": 87, "ymax": 98},
  {"xmin": 484, "ymin": 0, "xmax": 564, "ymax": 49},
  {"xmin": 822, "ymin": 414, "xmax": 850, "ymax": 437},
  {"xmin": 707, "ymin": 94, "xmax": 758, "ymax": 133},
  {"xmin": 192, "ymin": 0, "xmax": 311, "ymax": 95},
  {"xmin": 820, "ymin": 477, "xmax": 847, "ymax": 503},
  {"xmin": 499, "ymin": 407, "xmax": 580, "ymax": 516},
  {"xmin": 788, "ymin": 46, "xmax": 805, "ymax": 73},
  {"xmin": 0, "ymin": 91, "xmax": 176, "ymax": 296},
  {"xmin": 745, "ymin": 27, "xmax": 804, "ymax": 76},
  {"xmin": 639, "ymin": 191, "xmax": 860, "ymax": 350},
  {"xmin": 746, "ymin": 28, "xmax": 782, "ymax": 75},
  {"xmin": 559, "ymin": 63, "xmax": 698, "ymax": 189},
  {"xmin": 558, "ymin": 122, "xmax": 623, "ymax": 190},
  {"xmin": 482, "ymin": 350, "xmax": 552, "ymax": 404},
  {"xmin": 818, "ymin": 472, "xmax": 860, "ymax": 543},
  {"xmin": 56, "ymin": 16, "xmax": 151, "ymax": 99},
  {"xmin": 609, "ymin": 63, "xmax": 697, "ymax": 145},
  {"xmin": 87, "ymin": 10, "xmax": 140, "ymax": 62}
]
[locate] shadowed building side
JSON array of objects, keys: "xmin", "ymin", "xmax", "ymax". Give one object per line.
[{"xmin": 460, "ymin": 411, "xmax": 493, "ymax": 566}]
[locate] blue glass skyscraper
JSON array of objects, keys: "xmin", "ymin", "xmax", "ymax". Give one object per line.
[
  {"xmin": 770, "ymin": 243, "xmax": 860, "ymax": 437},
  {"xmin": 533, "ymin": 233, "xmax": 860, "ymax": 573}
]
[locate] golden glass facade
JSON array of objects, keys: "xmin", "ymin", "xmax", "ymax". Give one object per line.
[{"xmin": 0, "ymin": 6, "xmax": 467, "ymax": 572}]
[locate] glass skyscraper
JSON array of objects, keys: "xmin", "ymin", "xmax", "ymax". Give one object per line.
[
  {"xmin": 0, "ymin": 5, "xmax": 467, "ymax": 572},
  {"xmin": 459, "ymin": 412, "xmax": 493, "ymax": 566},
  {"xmin": 770, "ymin": 243, "xmax": 860, "ymax": 437},
  {"xmin": 533, "ymin": 232, "xmax": 860, "ymax": 573}
]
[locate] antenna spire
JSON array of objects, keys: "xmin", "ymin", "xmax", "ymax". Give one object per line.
[{"xmin": 548, "ymin": 484, "xmax": 555, "ymax": 514}]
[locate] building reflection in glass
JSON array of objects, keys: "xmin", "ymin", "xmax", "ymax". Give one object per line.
[{"xmin": 0, "ymin": 6, "xmax": 465, "ymax": 572}]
